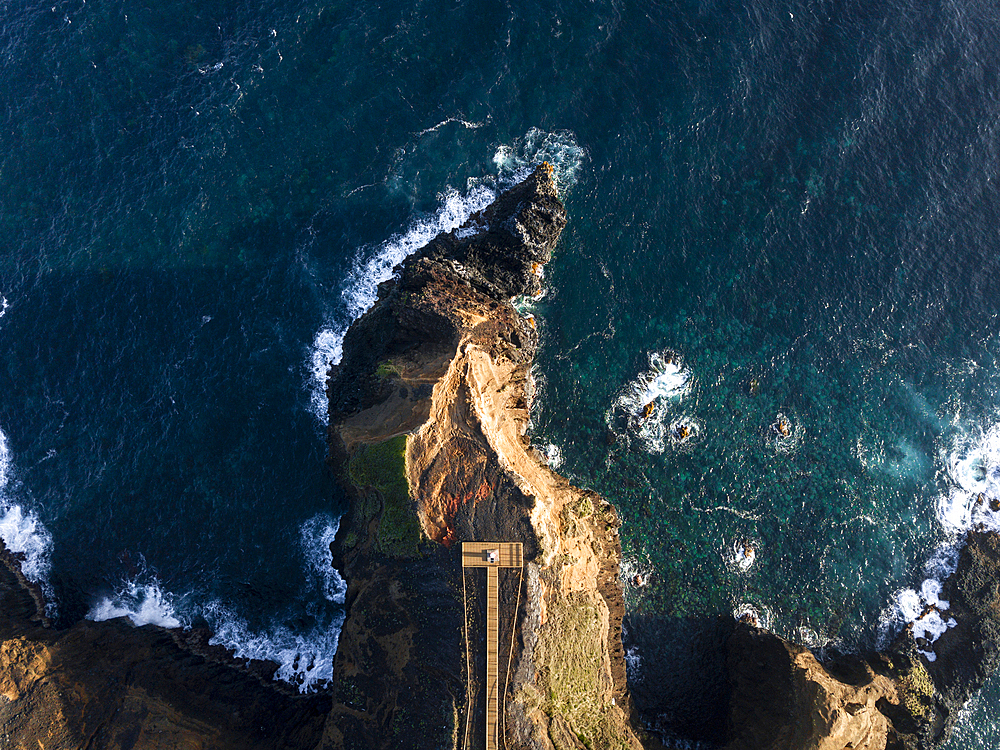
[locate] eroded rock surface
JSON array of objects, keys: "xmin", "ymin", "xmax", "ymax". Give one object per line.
[
  {"xmin": 324, "ymin": 164, "xmax": 642, "ymax": 750},
  {"xmin": 696, "ymin": 530, "xmax": 1000, "ymax": 750},
  {"xmin": 0, "ymin": 547, "xmax": 329, "ymax": 750},
  {"xmin": 889, "ymin": 530, "xmax": 1000, "ymax": 747},
  {"xmin": 724, "ymin": 625, "xmax": 903, "ymax": 750}
]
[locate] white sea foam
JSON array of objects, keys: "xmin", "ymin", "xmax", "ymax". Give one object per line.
[
  {"xmin": 416, "ymin": 116, "xmax": 488, "ymax": 138},
  {"xmin": 0, "ymin": 303, "xmax": 56, "ymax": 608},
  {"xmin": 727, "ymin": 539, "xmax": 758, "ymax": 572},
  {"xmin": 607, "ymin": 351, "xmax": 694, "ymax": 453},
  {"xmin": 0, "ymin": 505, "xmax": 54, "ymax": 584},
  {"xmin": 493, "ymin": 128, "xmax": 587, "ymax": 191},
  {"xmin": 343, "ymin": 185, "xmax": 497, "ymax": 323},
  {"xmin": 621, "ymin": 620, "xmax": 642, "ymax": 681},
  {"xmin": 308, "ymin": 129, "xmax": 586, "ymax": 423},
  {"xmin": 0, "ymin": 428, "xmax": 54, "ymax": 591},
  {"xmin": 204, "ymin": 601, "xmax": 342, "ymax": 693},
  {"xmin": 86, "ymin": 524, "xmax": 345, "ymax": 692},
  {"xmin": 935, "ymin": 422, "xmax": 1000, "ymax": 533},
  {"xmin": 769, "ymin": 412, "xmax": 804, "ymax": 455},
  {"xmin": 540, "ymin": 443, "xmax": 563, "ymax": 470},
  {"xmin": 733, "ymin": 602, "xmax": 773, "ymax": 630},
  {"xmin": 299, "ymin": 513, "xmax": 347, "ymax": 604},
  {"xmin": 875, "ymin": 421, "xmax": 1000, "ymax": 657},
  {"xmin": 86, "ymin": 514, "xmax": 347, "ymax": 693},
  {"xmin": 624, "ymin": 645, "xmax": 642, "ymax": 680},
  {"xmin": 87, "ymin": 579, "xmax": 183, "ymax": 629},
  {"xmin": 883, "ymin": 577, "xmax": 957, "ymax": 661},
  {"xmin": 620, "ymin": 553, "xmax": 653, "ymax": 593},
  {"xmin": 308, "ymin": 184, "xmax": 496, "ymax": 422}
]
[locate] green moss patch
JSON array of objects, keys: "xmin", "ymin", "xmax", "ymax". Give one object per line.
[
  {"xmin": 897, "ymin": 659, "xmax": 935, "ymax": 718},
  {"xmin": 347, "ymin": 435, "xmax": 421, "ymax": 557},
  {"xmin": 374, "ymin": 360, "xmax": 403, "ymax": 381},
  {"xmin": 524, "ymin": 595, "xmax": 633, "ymax": 750}
]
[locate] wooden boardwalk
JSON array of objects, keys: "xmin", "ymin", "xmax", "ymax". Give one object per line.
[{"xmin": 462, "ymin": 542, "xmax": 523, "ymax": 750}]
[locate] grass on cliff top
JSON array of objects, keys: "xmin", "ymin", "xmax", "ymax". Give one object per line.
[
  {"xmin": 522, "ymin": 595, "xmax": 633, "ymax": 750},
  {"xmin": 347, "ymin": 435, "xmax": 421, "ymax": 557},
  {"xmin": 375, "ymin": 360, "xmax": 403, "ymax": 381}
]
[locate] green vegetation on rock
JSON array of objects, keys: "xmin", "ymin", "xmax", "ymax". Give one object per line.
[
  {"xmin": 898, "ymin": 658, "xmax": 935, "ymax": 718},
  {"xmin": 522, "ymin": 595, "xmax": 632, "ymax": 750},
  {"xmin": 347, "ymin": 435, "xmax": 421, "ymax": 557},
  {"xmin": 375, "ymin": 360, "xmax": 403, "ymax": 381}
]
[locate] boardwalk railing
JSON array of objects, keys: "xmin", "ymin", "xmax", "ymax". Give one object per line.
[{"xmin": 461, "ymin": 542, "xmax": 524, "ymax": 750}]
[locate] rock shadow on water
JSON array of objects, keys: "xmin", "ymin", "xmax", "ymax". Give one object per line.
[{"xmin": 623, "ymin": 614, "xmax": 734, "ymax": 748}]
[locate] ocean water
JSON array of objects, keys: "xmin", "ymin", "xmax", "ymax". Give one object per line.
[{"xmin": 2, "ymin": 0, "xmax": 1000, "ymax": 740}]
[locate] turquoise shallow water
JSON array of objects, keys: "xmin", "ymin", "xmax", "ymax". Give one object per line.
[{"xmin": 3, "ymin": 0, "xmax": 1000, "ymax": 739}]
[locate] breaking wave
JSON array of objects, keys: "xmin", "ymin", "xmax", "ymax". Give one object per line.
[
  {"xmin": 87, "ymin": 579, "xmax": 183, "ymax": 629},
  {"xmin": 539, "ymin": 443, "xmax": 564, "ymax": 470},
  {"xmin": 300, "ymin": 513, "xmax": 347, "ymax": 604},
  {"xmin": 493, "ymin": 127, "xmax": 587, "ymax": 192},
  {"xmin": 204, "ymin": 601, "xmax": 342, "ymax": 693},
  {"xmin": 86, "ymin": 513, "xmax": 347, "ymax": 693},
  {"xmin": 877, "ymin": 419, "xmax": 1000, "ymax": 660},
  {"xmin": 607, "ymin": 350, "xmax": 694, "ymax": 453},
  {"xmin": 308, "ymin": 129, "xmax": 586, "ymax": 423},
  {"xmin": 308, "ymin": 184, "xmax": 496, "ymax": 421},
  {"xmin": 0, "ymin": 427, "xmax": 55, "ymax": 602}
]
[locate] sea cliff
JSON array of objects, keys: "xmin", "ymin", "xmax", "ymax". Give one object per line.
[
  {"xmin": 0, "ymin": 167, "xmax": 999, "ymax": 749},
  {"xmin": 322, "ymin": 163, "xmax": 640, "ymax": 750},
  {"xmin": 320, "ymin": 164, "xmax": 1000, "ymax": 750},
  {"xmin": 0, "ymin": 541, "xmax": 330, "ymax": 749}
]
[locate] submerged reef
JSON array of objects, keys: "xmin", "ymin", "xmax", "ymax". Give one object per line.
[{"xmin": 0, "ymin": 167, "xmax": 999, "ymax": 749}]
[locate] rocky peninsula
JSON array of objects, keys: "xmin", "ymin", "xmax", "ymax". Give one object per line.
[{"xmin": 0, "ymin": 166, "xmax": 999, "ymax": 749}]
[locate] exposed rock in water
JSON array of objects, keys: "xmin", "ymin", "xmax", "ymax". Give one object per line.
[
  {"xmin": 624, "ymin": 530, "xmax": 1000, "ymax": 750},
  {"xmin": 889, "ymin": 530, "xmax": 1000, "ymax": 747}
]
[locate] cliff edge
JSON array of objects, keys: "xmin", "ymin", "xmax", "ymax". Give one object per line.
[
  {"xmin": 0, "ymin": 543, "xmax": 330, "ymax": 750},
  {"xmin": 0, "ymin": 166, "xmax": 998, "ymax": 750},
  {"xmin": 322, "ymin": 164, "xmax": 1000, "ymax": 750},
  {"xmin": 323, "ymin": 163, "xmax": 641, "ymax": 750}
]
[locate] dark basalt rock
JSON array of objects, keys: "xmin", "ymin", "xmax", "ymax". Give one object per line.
[
  {"xmin": 886, "ymin": 530, "xmax": 1000, "ymax": 748},
  {"xmin": 414, "ymin": 165, "xmax": 567, "ymax": 301},
  {"xmin": 327, "ymin": 164, "xmax": 566, "ymax": 425},
  {"xmin": 0, "ymin": 543, "xmax": 330, "ymax": 750},
  {"xmin": 321, "ymin": 163, "xmax": 579, "ymax": 750},
  {"xmin": 720, "ymin": 531, "xmax": 1000, "ymax": 750}
]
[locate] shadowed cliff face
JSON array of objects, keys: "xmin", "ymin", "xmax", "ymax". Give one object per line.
[
  {"xmin": 625, "ymin": 530, "xmax": 1000, "ymax": 750},
  {"xmin": 324, "ymin": 165, "xmax": 643, "ymax": 750}
]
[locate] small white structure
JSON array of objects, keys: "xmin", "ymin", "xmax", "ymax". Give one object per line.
[{"xmin": 486, "ymin": 549, "xmax": 499, "ymax": 564}]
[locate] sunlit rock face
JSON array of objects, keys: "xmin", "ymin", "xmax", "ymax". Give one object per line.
[{"xmin": 324, "ymin": 164, "xmax": 642, "ymax": 750}]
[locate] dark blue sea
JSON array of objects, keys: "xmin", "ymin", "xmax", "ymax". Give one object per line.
[{"xmin": 2, "ymin": 0, "xmax": 1000, "ymax": 743}]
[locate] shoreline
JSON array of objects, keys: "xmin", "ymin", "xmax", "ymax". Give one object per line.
[
  {"xmin": 0, "ymin": 166, "xmax": 998, "ymax": 748},
  {"xmin": 322, "ymin": 164, "xmax": 1000, "ymax": 750}
]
